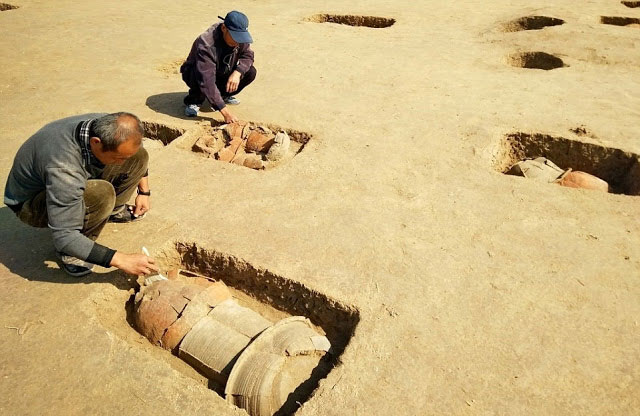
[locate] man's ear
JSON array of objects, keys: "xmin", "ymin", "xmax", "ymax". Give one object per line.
[{"xmin": 89, "ymin": 137, "xmax": 101, "ymax": 146}]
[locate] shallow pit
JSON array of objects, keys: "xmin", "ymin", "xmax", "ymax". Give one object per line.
[
  {"xmin": 0, "ymin": 3, "xmax": 18, "ymax": 11},
  {"xmin": 142, "ymin": 241, "xmax": 359, "ymax": 414},
  {"xmin": 188, "ymin": 121, "xmax": 312, "ymax": 170},
  {"xmin": 508, "ymin": 52, "xmax": 565, "ymax": 70},
  {"xmin": 142, "ymin": 121, "xmax": 185, "ymax": 145},
  {"xmin": 494, "ymin": 132, "xmax": 640, "ymax": 196},
  {"xmin": 502, "ymin": 16, "xmax": 565, "ymax": 32},
  {"xmin": 600, "ymin": 16, "xmax": 640, "ymax": 26},
  {"xmin": 305, "ymin": 14, "xmax": 395, "ymax": 28},
  {"xmin": 622, "ymin": 1, "xmax": 640, "ymax": 8}
]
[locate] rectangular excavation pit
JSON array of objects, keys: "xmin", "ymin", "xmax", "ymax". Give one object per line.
[
  {"xmin": 146, "ymin": 241, "xmax": 359, "ymax": 415},
  {"xmin": 141, "ymin": 120, "xmax": 186, "ymax": 146},
  {"xmin": 185, "ymin": 120, "xmax": 313, "ymax": 170},
  {"xmin": 494, "ymin": 132, "xmax": 640, "ymax": 196}
]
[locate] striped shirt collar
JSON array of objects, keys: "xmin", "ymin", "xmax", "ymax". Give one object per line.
[{"xmin": 77, "ymin": 119, "xmax": 105, "ymax": 170}]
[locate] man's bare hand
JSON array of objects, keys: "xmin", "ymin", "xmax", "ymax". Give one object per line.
[
  {"xmin": 220, "ymin": 107, "xmax": 239, "ymax": 123},
  {"xmin": 133, "ymin": 194, "xmax": 151, "ymax": 217},
  {"xmin": 226, "ymin": 70, "xmax": 241, "ymax": 93},
  {"xmin": 110, "ymin": 252, "xmax": 159, "ymax": 275}
]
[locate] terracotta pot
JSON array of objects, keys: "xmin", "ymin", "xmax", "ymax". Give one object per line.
[
  {"xmin": 161, "ymin": 282, "xmax": 232, "ymax": 351},
  {"xmin": 557, "ymin": 171, "xmax": 610, "ymax": 192},
  {"xmin": 134, "ymin": 280, "xmax": 204, "ymax": 347},
  {"xmin": 246, "ymin": 131, "xmax": 275, "ymax": 153}
]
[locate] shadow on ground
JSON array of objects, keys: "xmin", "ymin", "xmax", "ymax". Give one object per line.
[
  {"xmin": 0, "ymin": 207, "xmax": 135, "ymax": 290},
  {"xmin": 145, "ymin": 92, "xmax": 215, "ymax": 121}
]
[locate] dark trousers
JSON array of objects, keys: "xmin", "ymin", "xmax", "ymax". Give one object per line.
[
  {"xmin": 13, "ymin": 147, "xmax": 149, "ymax": 241},
  {"xmin": 182, "ymin": 66, "xmax": 257, "ymax": 106}
]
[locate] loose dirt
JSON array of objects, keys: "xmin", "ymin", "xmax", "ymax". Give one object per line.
[{"xmin": 0, "ymin": 1, "xmax": 639, "ymax": 415}]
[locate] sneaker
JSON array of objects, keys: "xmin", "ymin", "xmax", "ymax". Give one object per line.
[
  {"xmin": 184, "ymin": 104, "xmax": 200, "ymax": 117},
  {"xmin": 223, "ymin": 96, "xmax": 240, "ymax": 105},
  {"xmin": 55, "ymin": 252, "xmax": 94, "ymax": 277},
  {"xmin": 109, "ymin": 204, "xmax": 145, "ymax": 223}
]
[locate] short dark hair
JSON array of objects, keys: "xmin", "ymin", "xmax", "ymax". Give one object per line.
[{"xmin": 91, "ymin": 112, "xmax": 143, "ymax": 152}]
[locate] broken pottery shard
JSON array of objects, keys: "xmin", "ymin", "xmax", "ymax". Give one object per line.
[
  {"xmin": 228, "ymin": 351, "xmax": 287, "ymax": 416},
  {"xmin": 216, "ymin": 147, "xmax": 236, "ymax": 162},
  {"xmin": 179, "ymin": 315, "xmax": 260, "ymax": 383},
  {"xmin": 134, "ymin": 280, "xmax": 204, "ymax": 347},
  {"xmin": 506, "ymin": 157, "xmax": 564, "ymax": 182},
  {"xmin": 265, "ymin": 131, "xmax": 290, "ymax": 162},
  {"xmin": 178, "ymin": 299, "xmax": 273, "ymax": 384},
  {"xmin": 161, "ymin": 282, "xmax": 232, "ymax": 351},
  {"xmin": 310, "ymin": 335, "xmax": 332, "ymax": 352},
  {"xmin": 179, "ymin": 317, "xmax": 253, "ymax": 382},
  {"xmin": 242, "ymin": 153, "xmax": 264, "ymax": 170},
  {"xmin": 225, "ymin": 316, "xmax": 331, "ymax": 416},
  {"xmin": 217, "ymin": 135, "xmax": 246, "ymax": 162},
  {"xmin": 231, "ymin": 151, "xmax": 248, "ymax": 166},
  {"xmin": 192, "ymin": 135, "xmax": 221, "ymax": 157},
  {"xmin": 246, "ymin": 130, "xmax": 275, "ymax": 153},
  {"xmin": 557, "ymin": 171, "xmax": 610, "ymax": 192},
  {"xmin": 224, "ymin": 122, "xmax": 247, "ymax": 142},
  {"xmin": 208, "ymin": 299, "xmax": 272, "ymax": 338}
]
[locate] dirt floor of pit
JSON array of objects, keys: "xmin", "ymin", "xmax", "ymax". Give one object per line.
[{"xmin": 1, "ymin": 1, "xmax": 639, "ymax": 415}]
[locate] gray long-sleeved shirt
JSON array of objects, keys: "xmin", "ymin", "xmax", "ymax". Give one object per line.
[
  {"xmin": 181, "ymin": 23, "xmax": 255, "ymax": 111},
  {"xmin": 4, "ymin": 114, "xmax": 116, "ymax": 267}
]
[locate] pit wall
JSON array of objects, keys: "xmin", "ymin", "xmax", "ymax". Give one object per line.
[
  {"xmin": 493, "ymin": 132, "xmax": 640, "ymax": 196},
  {"xmin": 157, "ymin": 241, "xmax": 360, "ymax": 356}
]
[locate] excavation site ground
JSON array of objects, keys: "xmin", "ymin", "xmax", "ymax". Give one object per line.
[{"xmin": 0, "ymin": 1, "xmax": 638, "ymax": 415}]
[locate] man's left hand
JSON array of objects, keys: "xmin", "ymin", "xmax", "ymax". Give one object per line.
[
  {"xmin": 226, "ymin": 71, "xmax": 241, "ymax": 93},
  {"xmin": 133, "ymin": 194, "xmax": 151, "ymax": 217}
]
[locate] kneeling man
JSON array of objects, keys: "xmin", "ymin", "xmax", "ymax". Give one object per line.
[{"xmin": 4, "ymin": 113, "xmax": 158, "ymax": 277}]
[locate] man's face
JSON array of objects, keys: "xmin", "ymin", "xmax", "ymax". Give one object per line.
[
  {"xmin": 90, "ymin": 137, "xmax": 140, "ymax": 165},
  {"xmin": 221, "ymin": 24, "xmax": 239, "ymax": 48}
]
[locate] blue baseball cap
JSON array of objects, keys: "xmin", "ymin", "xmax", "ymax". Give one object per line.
[{"xmin": 219, "ymin": 11, "xmax": 253, "ymax": 44}]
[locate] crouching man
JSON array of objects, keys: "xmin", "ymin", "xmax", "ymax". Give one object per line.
[
  {"xmin": 4, "ymin": 112, "xmax": 159, "ymax": 277},
  {"xmin": 180, "ymin": 10, "xmax": 257, "ymax": 122}
]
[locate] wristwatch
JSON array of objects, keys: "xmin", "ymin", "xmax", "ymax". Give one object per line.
[{"xmin": 137, "ymin": 189, "xmax": 151, "ymax": 196}]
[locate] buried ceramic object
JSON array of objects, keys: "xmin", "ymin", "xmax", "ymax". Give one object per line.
[
  {"xmin": 246, "ymin": 130, "xmax": 275, "ymax": 153},
  {"xmin": 134, "ymin": 280, "xmax": 205, "ymax": 347},
  {"xmin": 192, "ymin": 121, "xmax": 291, "ymax": 169},
  {"xmin": 507, "ymin": 157, "xmax": 610, "ymax": 192},
  {"xmin": 506, "ymin": 157, "xmax": 564, "ymax": 182},
  {"xmin": 161, "ymin": 282, "xmax": 232, "ymax": 351},
  {"xmin": 225, "ymin": 316, "xmax": 332, "ymax": 416},
  {"xmin": 178, "ymin": 299, "xmax": 273, "ymax": 383},
  {"xmin": 134, "ymin": 273, "xmax": 332, "ymax": 416},
  {"xmin": 265, "ymin": 131, "xmax": 290, "ymax": 162},
  {"xmin": 557, "ymin": 170, "xmax": 610, "ymax": 192}
]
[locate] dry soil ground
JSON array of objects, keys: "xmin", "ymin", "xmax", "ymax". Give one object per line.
[{"xmin": 0, "ymin": 1, "xmax": 639, "ymax": 415}]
